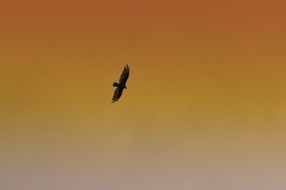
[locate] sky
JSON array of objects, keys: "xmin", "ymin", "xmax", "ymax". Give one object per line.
[{"xmin": 1, "ymin": 0, "xmax": 286, "ymax": 189}]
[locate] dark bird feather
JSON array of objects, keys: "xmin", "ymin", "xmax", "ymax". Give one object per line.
[{"xmin": 112, "ymin": 65, "xmax": 130, "ymax": 103}]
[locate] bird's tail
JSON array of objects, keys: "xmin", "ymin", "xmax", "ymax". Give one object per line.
[{"xmin": 113, "ymin": 82, "xmax": 119, "ymax": 87}]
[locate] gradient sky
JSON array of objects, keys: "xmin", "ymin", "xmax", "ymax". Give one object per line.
[{"xmin": 1, "ymin": 0, "xmax": 286, "ymax": 190}]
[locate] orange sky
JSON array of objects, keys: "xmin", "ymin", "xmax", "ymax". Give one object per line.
[{"xmin": 1, "ymin": 0, "xmax": 286, "ymax": 189}]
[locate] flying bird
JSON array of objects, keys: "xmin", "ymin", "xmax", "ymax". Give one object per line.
[{"xmin": 112, "ymin": 64, "xmax": 130, "ymax": 103}]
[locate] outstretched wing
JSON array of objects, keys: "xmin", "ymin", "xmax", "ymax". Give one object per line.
[
  {"xmin": 119, "ymin": 65, "xmax": 130, "ymax": 85},
  {"xmin": 112, "ymin": 87, "xmax": 123, "ymax": 103}
]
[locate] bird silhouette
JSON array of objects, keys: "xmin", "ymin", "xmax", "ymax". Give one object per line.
[{"xmin": 112, "ymin": 65, "xmax": 130, "ymax": 103}]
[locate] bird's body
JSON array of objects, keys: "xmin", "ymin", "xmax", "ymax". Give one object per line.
[
  {"xmin": 113, "ymin": 82, "xmax": 127, "ymax": 89},
  {"xmin": 112, "ymin": 65, "xmax": 130, "ymax": 103}
]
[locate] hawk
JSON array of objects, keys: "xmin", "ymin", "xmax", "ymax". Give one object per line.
[{"xmin": 112, "ymin": 65, "xmax": 130, "ymax": 103}]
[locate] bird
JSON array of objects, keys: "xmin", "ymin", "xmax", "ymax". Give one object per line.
[{"xmin": 112, "ymin": 64, "xmax": 130, "ymax": 103}]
